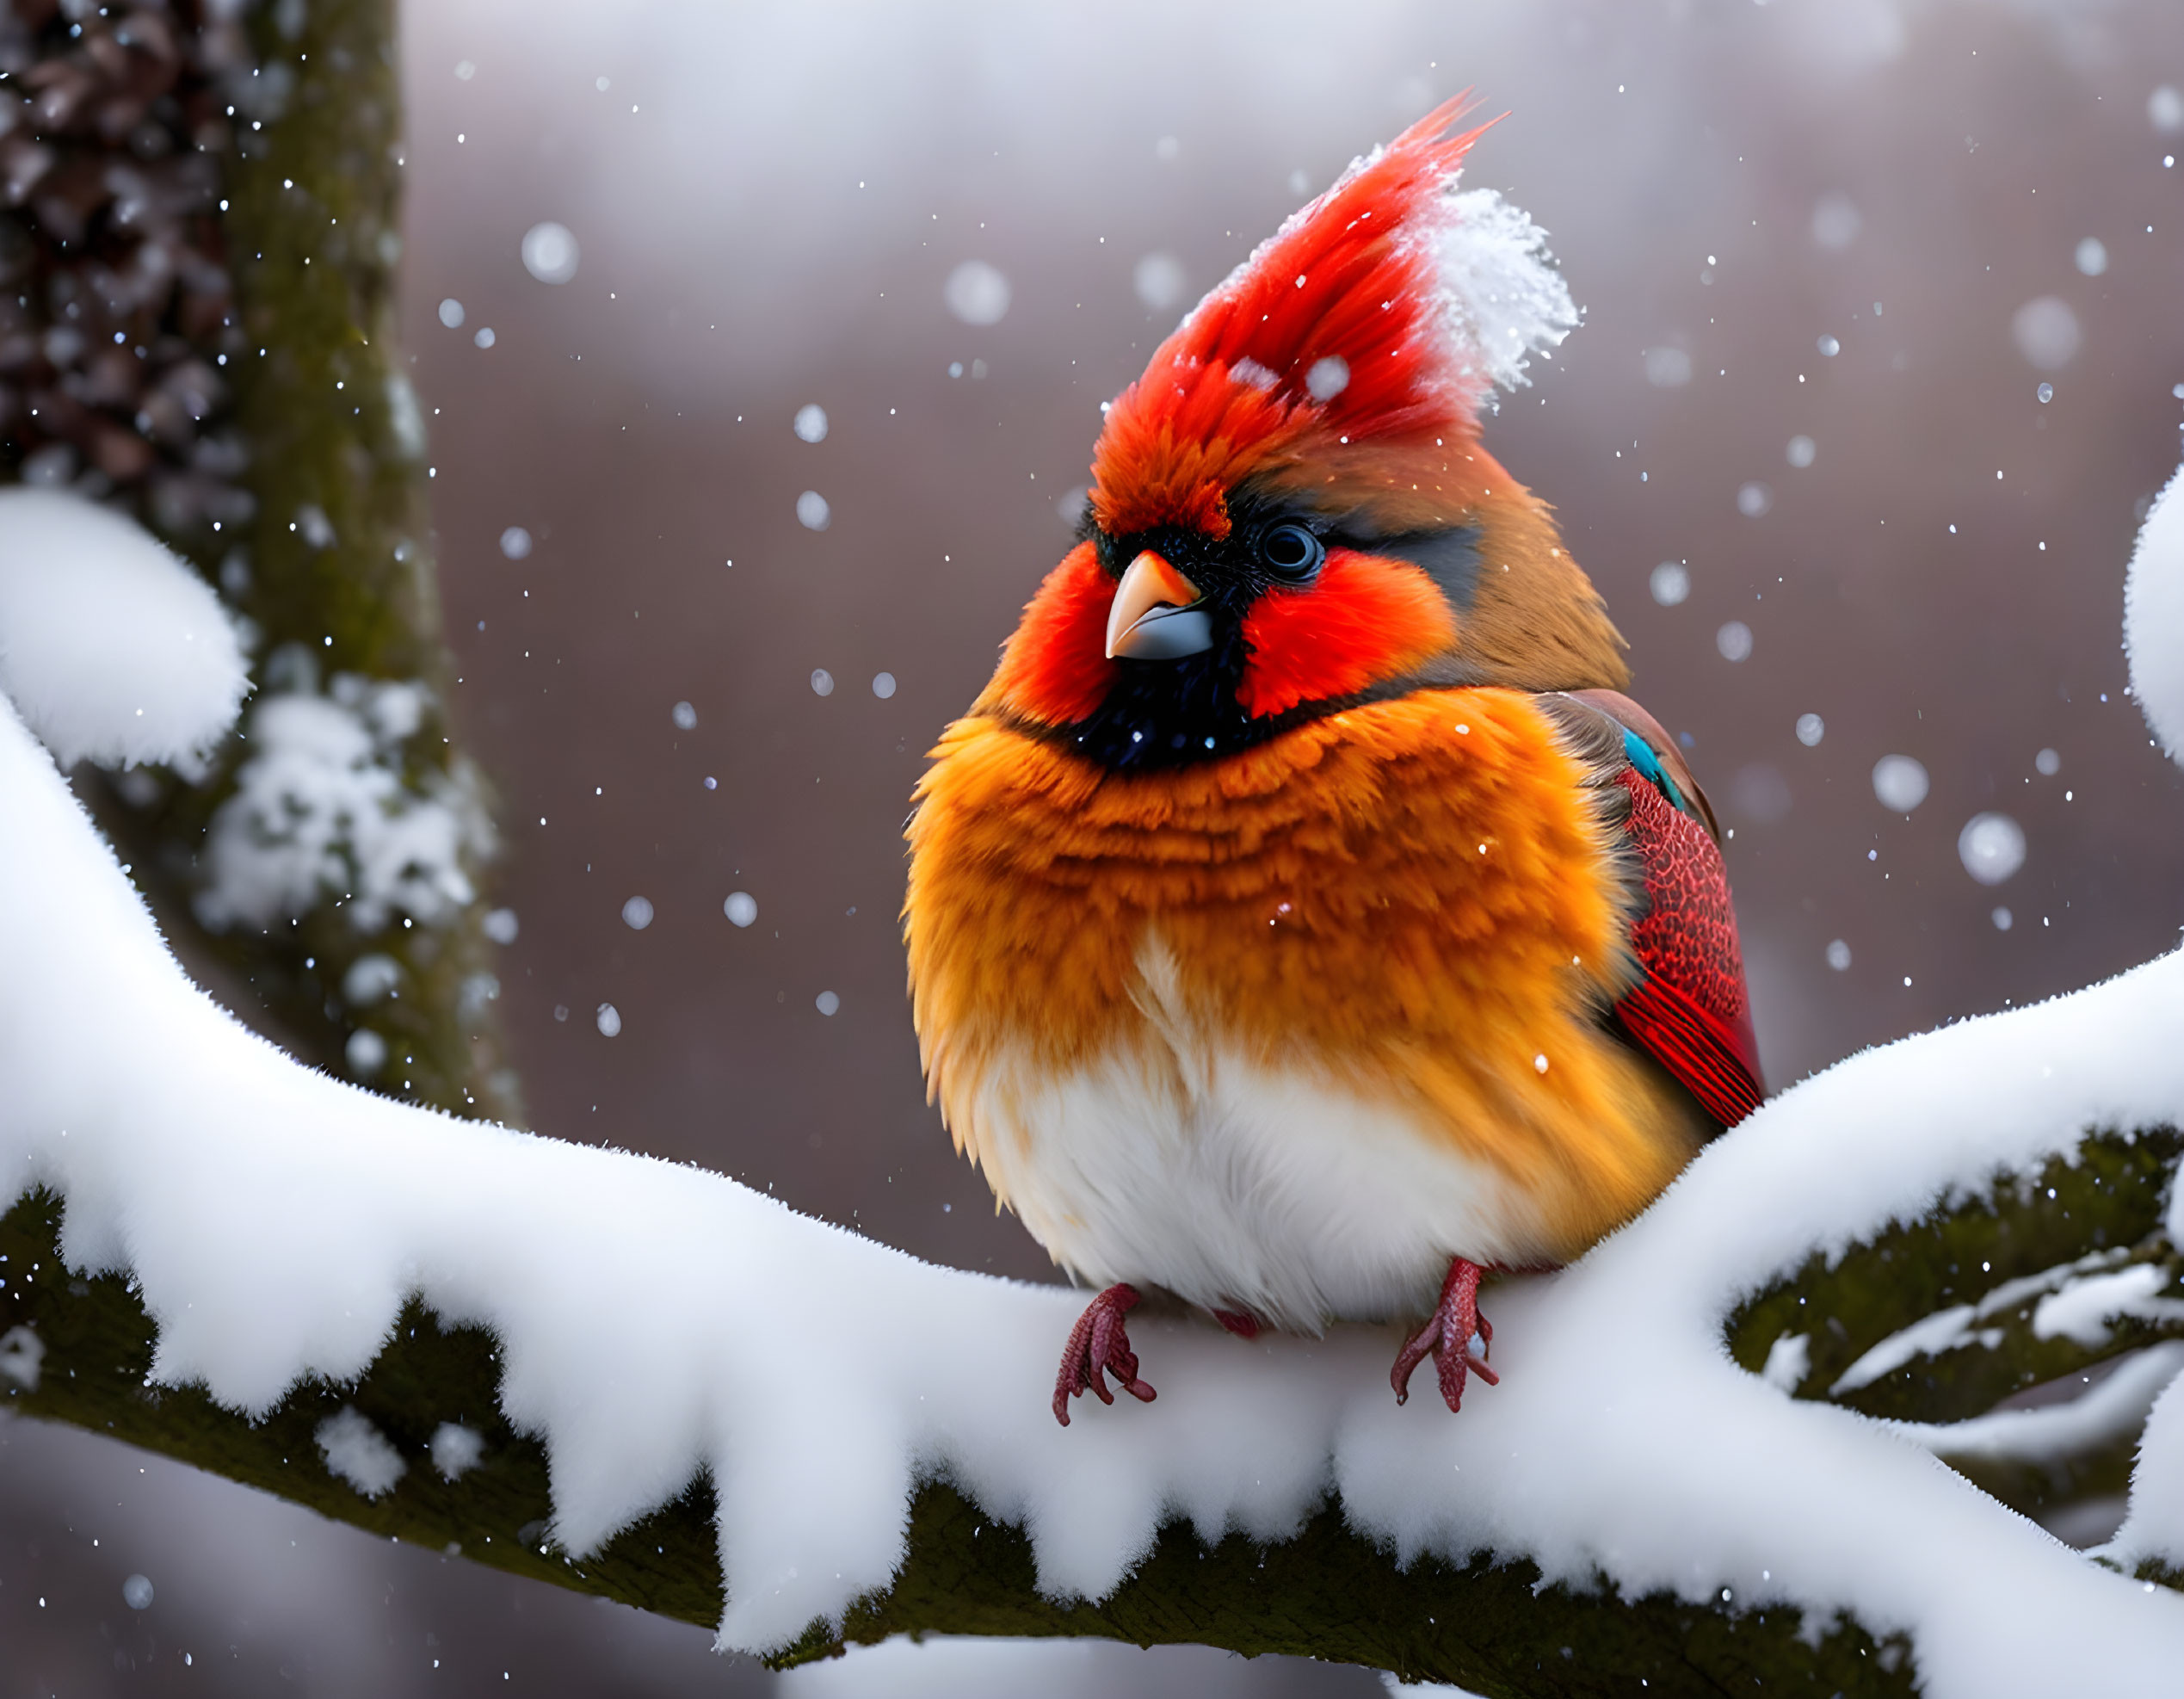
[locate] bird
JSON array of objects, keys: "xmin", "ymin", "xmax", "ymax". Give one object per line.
[{"xmin": 902, "ymin": 100, "xmax": 1763, "ymax": 1427}]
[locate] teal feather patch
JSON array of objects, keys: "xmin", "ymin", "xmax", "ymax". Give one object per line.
[{"xmin": 1622, "ymin": 726, "xmax": 1687, "ymax": 813}]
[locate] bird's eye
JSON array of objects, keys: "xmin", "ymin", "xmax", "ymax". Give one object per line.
[{"xmin": 1260, "ymin": 523, "xmax": 1324, "ymax": 582}]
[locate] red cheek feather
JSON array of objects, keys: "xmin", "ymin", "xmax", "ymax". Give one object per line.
[
  {"xmin": 1237, "ymin": 552, "xmax": 1454, "ymax": 720},
  {"xmin": 984, "ymin": 541, "xmax": 1116, "ymax": 726}
]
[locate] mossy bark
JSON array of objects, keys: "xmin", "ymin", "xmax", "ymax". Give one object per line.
[{"xmin": 13, "ymin": 1131, "xmax": 2181, "ymax": 1694}]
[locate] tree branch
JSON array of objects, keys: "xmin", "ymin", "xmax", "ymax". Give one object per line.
[{"xmin": 28, "ymin": 1139, "xmax": 2184, "ymax": 1695}]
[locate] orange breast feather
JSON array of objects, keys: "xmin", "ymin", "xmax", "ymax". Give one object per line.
[{"xmin": 904, "ymin": 689, "xmax": 1706, "ymax": 1261}]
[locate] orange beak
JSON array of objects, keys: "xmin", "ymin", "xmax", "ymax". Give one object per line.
[{"xmin": 1104, "ymin": 550, "xmax": 1212, "ymax": 660}]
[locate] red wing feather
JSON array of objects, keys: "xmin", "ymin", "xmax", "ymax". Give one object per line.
[{"xmin": 1610, "ymin": 769, "xmax": 1766, "ymax": 1128}]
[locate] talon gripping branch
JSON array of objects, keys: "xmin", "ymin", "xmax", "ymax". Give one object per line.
[{"xmin": 904, "ymin": 103, "xmax": 1763, "ymax": 1426}]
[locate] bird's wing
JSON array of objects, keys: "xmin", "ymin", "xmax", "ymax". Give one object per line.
[{"xmin": 1548, "ymin": 690, "xmax": 1765, "ymax": 1129}]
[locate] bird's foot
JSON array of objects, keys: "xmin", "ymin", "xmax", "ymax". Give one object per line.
[
  {"xmin": 1053, "ymin": 1283, "xmax": 1157, "ymax": 1426},
  {"xmin": 1212, "ymin": 1308, "xmax": 1262, "ymax": 1340},
  {"xmin": 1391, "ymin": 1256, "xmax": 1500, "ymax": 1413}
]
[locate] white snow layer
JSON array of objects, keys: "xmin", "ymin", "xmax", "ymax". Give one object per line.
[
  {"xmin": 195, "ymin": 670, "xmax": 489, "ymax": 934},
  {"xmin": 1892, "ymin": 1345, "xmax": 2184, "ymax": 1477},
  {"xmin": 0, "ymin": 488, "xmax": 244, "ymax": 769},
  {"xmin": 1427, "ymin": 186, "xmax": 1580, "ymax": 397},
  {"xmin": 2125, "ymin": 461, "xmax": 2184, "ymax": 763},
  {"xmin": 6, "ymin": 492, "xmax": 2184, "ymax": 1695}
]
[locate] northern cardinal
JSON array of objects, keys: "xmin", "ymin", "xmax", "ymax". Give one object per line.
[{"xmin": 904, "ymin": 102, "xmax": 1762, "ymax": 1426}]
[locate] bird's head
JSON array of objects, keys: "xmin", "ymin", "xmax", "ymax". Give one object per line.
[{"xmin": 976, "ymin": 101, "xmax": 1631, "ymax": 771}]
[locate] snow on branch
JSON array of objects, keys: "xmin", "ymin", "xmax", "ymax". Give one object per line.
[
  {"xmin": 0, "ymin": 488, "xmax": 245, "ymax": 769},
  {"xmin": 2126, "ymin": 463, "xmax": 2184, "ymax": 762},
  {"xmin": 5, "ymin": 493, "xmax": 2184, "ymax": 1695}
]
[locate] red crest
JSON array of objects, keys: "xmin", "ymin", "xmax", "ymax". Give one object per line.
[{"xmin": 1090, "ymin": 98, "xmax": 1579, "ymax": 541}]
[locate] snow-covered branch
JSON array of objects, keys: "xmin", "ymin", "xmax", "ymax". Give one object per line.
[{"xmin": 5, "ymin": 479, "xmax": 2184, "ymax": 1693}]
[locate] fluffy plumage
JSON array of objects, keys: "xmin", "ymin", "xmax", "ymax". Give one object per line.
[{"xmin": 904, "ymin": 102, "xmax": 1762, "ymax": 1421}]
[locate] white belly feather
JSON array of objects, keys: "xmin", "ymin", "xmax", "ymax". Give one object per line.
[{"xmin": 966, "ymin": 937, "xmax": 1547, "ymax": 1333}]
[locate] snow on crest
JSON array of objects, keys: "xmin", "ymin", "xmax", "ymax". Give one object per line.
[
  {"xmin": 6, "ymin": 476, "xmax": 2184, "ymax": 1691},
  {"xmin": 1425, "ymin": 186, "xmax": 1580, "ymax": 397},
  {"xmin": 1190, "ymin": 131, "xmax": 1577, "ymax": 415},
  {"xmin": 0, "ymin": 488, "xmax": 245, "ymax": 769},
  {"xmin": 2125, "ymin": 461, "xmax": 2184, "ymax": 764}
]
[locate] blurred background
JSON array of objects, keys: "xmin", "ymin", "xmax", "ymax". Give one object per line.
[{"xmin": 6, "ymin": 0, "xmax": 2184, "ymax": 1690}]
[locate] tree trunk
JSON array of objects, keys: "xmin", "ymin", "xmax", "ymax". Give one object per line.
[{"xmin": 0, "ymin": 0, "xmax": 519, "ymax": 1122}]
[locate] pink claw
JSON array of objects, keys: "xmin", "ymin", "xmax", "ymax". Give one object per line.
[
  {"xmin": 1391, "ymin": 1256, "xmax": 1501, "ymax": 1414},
  {"xmin": 1053, "ymin": 1283, "xmax": 1157, "ymax": 1426}
]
